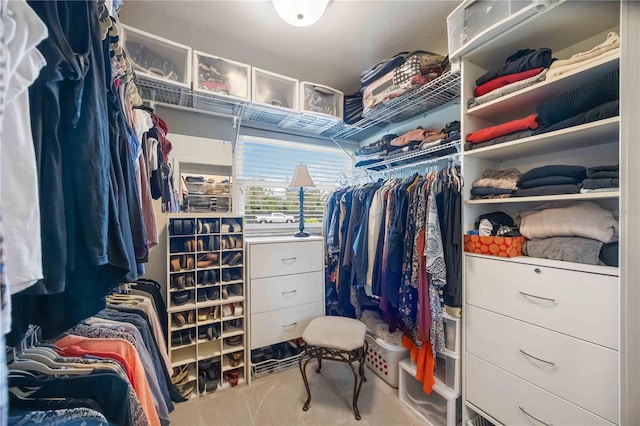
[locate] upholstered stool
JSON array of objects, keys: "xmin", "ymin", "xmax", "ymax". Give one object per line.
[{"xmin": 299, "ymin": 316, "xmax": 368, "ymax": 420}]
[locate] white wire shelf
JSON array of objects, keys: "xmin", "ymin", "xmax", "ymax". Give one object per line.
[
  {"xmin": 354, "ymin": 140, "xmax": 461, "ymax": 173},
  {"xmin": 135, "ymin": 69, "xmax": 461, "ymax": 143}
]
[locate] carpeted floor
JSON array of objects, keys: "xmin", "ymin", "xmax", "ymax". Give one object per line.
[{"xmin": 170, "ymin": 362, "xmax": 424, "ymax": 425}]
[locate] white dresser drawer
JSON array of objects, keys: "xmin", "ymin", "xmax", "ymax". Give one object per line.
[
  {"xmin": 249, "ymin": 240, "xmax": 323, "ymax": 278},
  {"xmin": 466, "ymin": 306, "xmax": 618, "ymax": 423},
  {"xmin": 466, "ymin": 354, "xmax": 615, "ymax": 426},
  {"xmin": 250, "ymin": 302, "xmax": 323, "ymax": 349},
  {"xmin": 251, "ymin": 271, "xmax": 323, "ymax": 314},
  {"xmin": 465, "ymin": 255, "xmax": 618, "ymax": 349}
]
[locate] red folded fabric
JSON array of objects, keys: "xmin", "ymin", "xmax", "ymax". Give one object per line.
[
  {"xmin": 466, "ymin": 114, "xmax": 539, "ymax": 144},
  {"xmin": 474, "ymin": 67, "xmax": 545, "ymax": 97}
]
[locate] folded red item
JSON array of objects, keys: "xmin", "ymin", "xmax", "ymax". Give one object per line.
[
  {"xmin": 466, "ymin": 114, "xmax": 539, "ymax": 144},
  {"xmin": 474, "ymin": 67, "xmax": 545, "ymax": 97}
]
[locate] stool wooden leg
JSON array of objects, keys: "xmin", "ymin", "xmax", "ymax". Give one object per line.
[{"xmin": 299, "ymin": 350, "xmax": 312, "ymax": 411}]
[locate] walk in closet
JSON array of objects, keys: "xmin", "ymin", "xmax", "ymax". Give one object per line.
[{"xmin": 2, "ymin": 1, "xmax": 639, "ymax": 425}]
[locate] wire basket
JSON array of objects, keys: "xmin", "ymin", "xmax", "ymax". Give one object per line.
[{"xmin": 251, "ymin": 352, "xmax": 304, "ymax": 378}]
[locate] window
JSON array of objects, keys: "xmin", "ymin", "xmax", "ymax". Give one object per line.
[{"xmin": 235, "ymin": 136, "xmax": 352, "ymax": 229}]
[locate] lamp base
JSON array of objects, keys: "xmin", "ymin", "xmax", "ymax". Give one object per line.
[{"xmin": 293, "ymin": 231, "xmax": 311, "ymax": 238}]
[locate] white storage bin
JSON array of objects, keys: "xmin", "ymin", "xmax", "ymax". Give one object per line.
[
  {"xmin": 435, "ymin": 350, "xmax": 461, "ymax": 395},
  {"xmin": 365, "ymin": 334, "xmax": 409, "ymax": 388},
  {"xmin": 193, "ymin": 51, "xmax": 250, "ymax": 101},
  {"xmin": 443, "ymin": 313, "xmax": 461, "ymax": 355},
  {"xmin": 399, "ymin": 359, "xmax": 462, "ymax": 426},
  {"xmin": 447, "ymin": 0, "xmax": 551, "ymax": 61},
  {"xmin": 299, "ymin": 82, "xmax": 344, "ymax": 119},
  {"xmin": 121, "ymin": 24, "xmax": 191, "ymax": 88},
  {"xmin": 252, "ymin": 67, "xmax": 298, "ymax": 111}
]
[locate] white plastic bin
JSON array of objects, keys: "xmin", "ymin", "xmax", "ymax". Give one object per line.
[
  {"xmin": 251, "ymin": 67, "xmax": 298, "ymax": 111},
  {"xmin": 399, "ymin": 358, "xmax": 462, "ymax": 426},
  {"xmin": 435, "ymin": 350, "xmax": 461, "ymax": 394},
  {"xmin": 443, "ymin": 313, "xmax": 461, "ymax": 355},
  {"xmin": 299, "ymin": 82, "xmax": 344, "ymax": 119},
  {"xmin": 365, "ymin": 334, "xmax": 409, "ymax": 388},
  {"xmin": 447, "ymin": 0, "xmax": 551, "ymax": 62},
  {"xmin": 121, "ymin": 24, "xmax": 191, "ymax": 88},
  {"xmin": 193, "ymin": 51, "xmax": 250, "ymax": 101}
]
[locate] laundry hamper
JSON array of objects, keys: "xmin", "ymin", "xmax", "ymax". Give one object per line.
[
  {"xmin": 360, "ymin": 310, "xmax": 409, "ymax": 388},
  {"xmin": 365, "ymin": 333, "xmax": 409, "ymax": 388}
]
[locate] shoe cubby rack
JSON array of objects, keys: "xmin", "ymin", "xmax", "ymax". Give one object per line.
[
  {"xmin": 166, "ymin": 213, "xmax": 246, "ymax": 398},
  {"xmin": 136, "ymin": 69, "xmax": 460, "ymax": 144}
]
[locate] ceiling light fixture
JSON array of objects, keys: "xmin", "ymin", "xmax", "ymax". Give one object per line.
[{"xmin": 271, "ymin": 0, "xmax": 331, "ymax": 27}]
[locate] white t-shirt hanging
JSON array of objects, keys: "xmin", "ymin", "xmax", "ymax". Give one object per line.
[{"xmin": 1, "ymin": 0, "xmax": 47, "ymax": 295}]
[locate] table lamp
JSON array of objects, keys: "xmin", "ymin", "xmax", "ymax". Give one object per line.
[{"xmin": 289, "ymin": 163, "xmax": 316, "ymax": 237}]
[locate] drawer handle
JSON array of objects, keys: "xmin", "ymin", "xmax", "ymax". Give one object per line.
[
  {"xmin": 534, "ymin": 268, "xmax": 541, "ymax": 274},
  {"xmin": 281, "ymin": 257, "xmax": 297, "ymax": 264},
  {"xmin": 519, "ymin": 406, "xmax": 553, "ymax": 426},
  {"xmin": 519, "ymin": 349, "xmax": 556, "ymax": 366},
  {"xmin": 519, "ymin": 291, "xmax": 556, "ymax": 303},
  {"xmin": 282, "ymin": 322, "xmax": 298, "ymax": 330},
  {"xmin": 281, "ymin": 289, "xmax": 298, "ymax": 297}
]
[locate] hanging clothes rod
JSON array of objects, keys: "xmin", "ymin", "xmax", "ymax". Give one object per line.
[{"xmin": 351, "ymin": 151, "xmax": 460, "ymax": 180}]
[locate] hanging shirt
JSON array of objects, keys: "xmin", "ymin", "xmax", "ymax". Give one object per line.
[{"xmin": 1, "ymin": 0, "xmax": 47, "ymax": 295}]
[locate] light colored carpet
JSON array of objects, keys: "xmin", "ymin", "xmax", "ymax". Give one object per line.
[{"xmin": 170, "ymin": 363, "xmax": 425, "ymax": 425}]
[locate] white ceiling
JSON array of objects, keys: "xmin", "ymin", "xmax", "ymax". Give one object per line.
[{"xmin": 119, "ymin": 0, "xmax": 458, "ymax": 94}]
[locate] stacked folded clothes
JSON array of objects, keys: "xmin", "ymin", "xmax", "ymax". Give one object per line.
[
  {"xmin": 465, "ymin": 114, "xmax": 538, "ymax": 151},
  {"xmin": 534, "ymin": 68, "xmax": 619, "ymax": 135},
  {"xmin": 546, "ymin": 32, "xmax": 620, "ymax": 80},
  {"xmin": 514, "ymin": 165, "xmax": 585, "ymax": 197},
  {"xmin": 520, "ymin": 202, "xmax": 619, "ymax": 265},
  {"xmin": 468, "ymin": 48, "xmax": 555, "ymax": 108},
  {"xmin": 581, "ymin": 164, "xmax": 619, "ymax": 193},
  {"xmin": 354, "ymin": 121, "xmax": 460, "ymax": 169},
  {"xmin": 471, "ymin": 168, "xmax": 521, "ymax": 200},
  {"xmin": 473, "ymin": 211, "xmax": 520, "ymax": 237},
  {"xmin": 343, "ymin": 91, "xmax": 364, "ymax": 125}
]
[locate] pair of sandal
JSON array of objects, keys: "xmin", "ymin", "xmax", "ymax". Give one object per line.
[
  {"xmin": 223, "ymin": 284, "xmax": 243, "ymax": 298},
  {"xmin": 222, "ymin": 303, "xmax": 243, "ymax": 318},
  {"xmin": 222, "ymin": 318, "xmax": 242, "ymax": 331},
  {"xmin": 172, "ymin": 329, "xmax": 195, "ymax": 347},
  {"xmin": 172, "ymin": 290, "xmax": 192, "ymax": 306},
  {"xmin": 198, "ymin": 220, "xmax": 219, "ymax": 234},
  {"xmin": 198, "ymin": 324, "xmax": 220, "ymax": 341},
  {"xmin": 171, "ymin": 273, "xmax": 194, "ymax": 289},
  {"xmin": 222, "ymin": 268, "xmax": 243, "ymax": 282},
  {"xmin": 222, "ymin": 252, "xmax": 242, "ymax": 266},
  {"xmin": 224, "ymin": 335, "xmax": 243, "ymax": 347},
  {"xmin": 221, "ymin": 235, "xmax": 242, "ymax": 249},
  {"xmin": 198, "ymin": 360, "xmax": 220, "ymax": 394},
  {"xmin": 170, "ymin": 219, "xmax": 195, "ymax": 235},
  {"xmin": 173, "ymin": 365, "xmax": 195, "ymax": 398},
  {"xmin": 197, "ymin": 253, "xmax": 219, "ymax": 268},
  {"xmin": 172, "ymin": 310, "xmax": 195, "ymax": 327},
  {"xmin": 224, "ymin": 369, "xmax": 241, "ymax": 387},
  {"xmin": 170, "ymin": 239, "xmax": 197, "ymax": 253},
  {"xmin": 197, "ymin": 287, "xmax": 220, "ymax": 302},
  {"xmin": 198, "ymin": 306, "xmax": 219, "ymax": 321},
  {"xmin": 198, "ymin": 270, "xmax": 219, "ymax": 285},
  {"xmin": 220, "ymin": 221, "xmax": 242, "ymax": 233},
  {"xmin": 226, "ymin": 352, "xmax": 243, "ymax": 367},
  {"xmin": 171, "ymin": 255, "xmax": 195, "ymax": 272}
]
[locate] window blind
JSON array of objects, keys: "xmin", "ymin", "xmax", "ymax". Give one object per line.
[{"xmin": 235, "ymin": 136, "xmax": 353, "ymax": 224}]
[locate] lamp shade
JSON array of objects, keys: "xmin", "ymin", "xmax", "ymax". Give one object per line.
[
  {"xmin": 289, "ymin": 164, "xmax": 316, "ymax": 188},
  {"xmin": 271, "ymin": 0, "xmax": 330, "ymax": 27}
]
